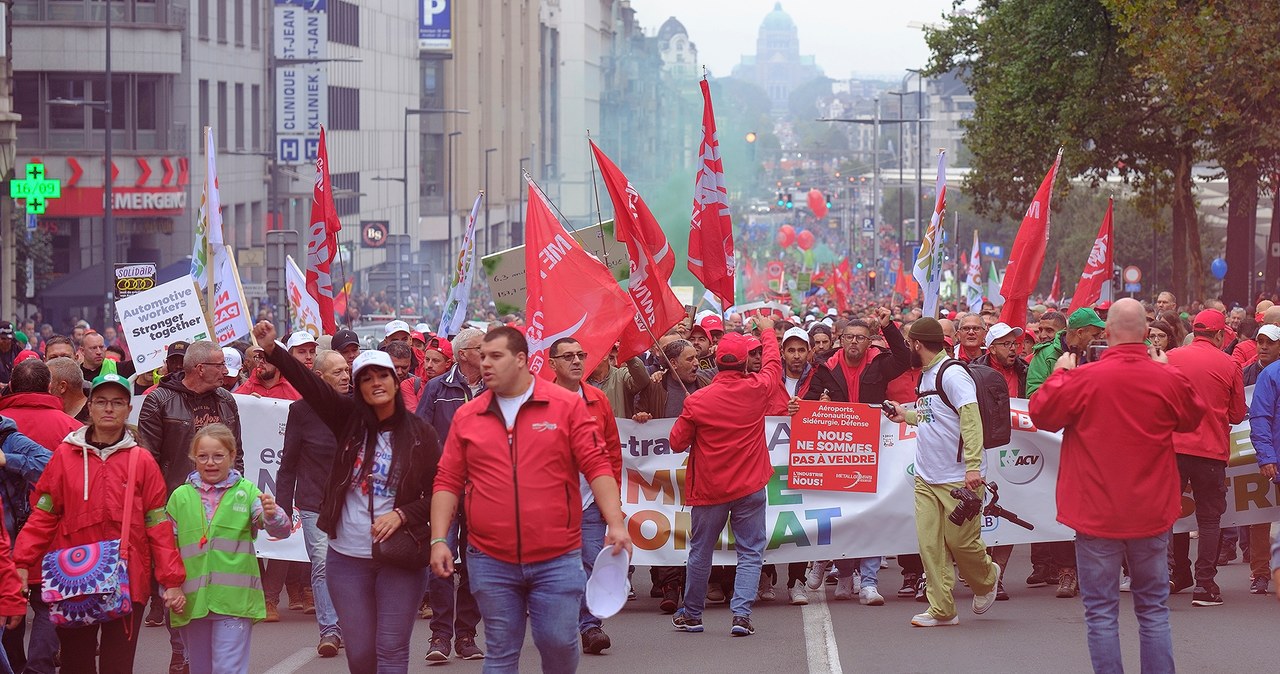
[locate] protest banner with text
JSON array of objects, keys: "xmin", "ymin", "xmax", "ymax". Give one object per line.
[{"xmin": 116, "ymin": 276, "xmax": 212, "ymax": 373}]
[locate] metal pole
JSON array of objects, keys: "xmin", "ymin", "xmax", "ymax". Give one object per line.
[
  {"xmin": 873, "ymin": 96, "xmax": 880, "ymax": 265},
  {"xmin": 398, "ymin": 108, "xmax": 408, "ymax": 319},
  {"xmin": 897, "ymin": 94, "xmax": 904, "ymax": 259},
  {"xmin": 484, "ymin": 148, "xmax": 497, "ymax": 255},
  {"xmin": 104, "ymin": 2, "xmax": 114, "ymax": 327},
  {"xmin": 447, "ymin": 131, "xmax": 460, "ymax": 273},
  {"xmin": 915, "ymin": 76, "xmax": 924, "ymax": 242}
]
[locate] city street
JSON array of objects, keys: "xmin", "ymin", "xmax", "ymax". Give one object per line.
[{"xmin": 128, "ymin": 552, "xmax": 1275, "ymax": 673}]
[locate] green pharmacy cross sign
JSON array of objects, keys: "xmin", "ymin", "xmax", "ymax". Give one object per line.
[{"xmin": 10, "ymin": 163, "xmax": 61, "ymax": 215}]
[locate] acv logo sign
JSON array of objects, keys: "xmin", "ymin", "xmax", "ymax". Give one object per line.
[{"xmin": 997, "ymin": 447, "xmax": 1044, "ymax": 484}]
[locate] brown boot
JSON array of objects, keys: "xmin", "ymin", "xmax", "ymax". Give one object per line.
[
  {"xmin": 302, "ymin": 587, "xmax": 316, "ymax": 615},
  {"xmin": 264, "ymin": 601, "xmax": 281, "ymax": 622},
  {"xmin": 1056, "ymin": 568, "xmax": 1079, "ymax": 598}
]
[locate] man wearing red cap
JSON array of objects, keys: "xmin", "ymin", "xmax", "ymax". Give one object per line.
[
  {"xmin": 668, "ymin": 317, "xmax": 780, "ymax": 637},
  {"xmin": 1164, "ymin": 309, "xmax": 1246, "ymax": 605},
  {"xmin": 689, "ymin": 314, "xmax": 724, "ymax": 371}
]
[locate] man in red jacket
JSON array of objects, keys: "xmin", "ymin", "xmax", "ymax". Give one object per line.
[
  {"xmin": 430, "ymin": 327, "xmax": 631, "ymax": 673},
  {"xmin": 549, "ymin": 337, "xmax": 622, "ymax": 655},
  {"xmin": 1165, "ymin": 309, "xmax": 1247, "ymax": 605},
  {"xmin": 1030, "ymin": 298, "xmax": 1205, "ymax": 674},
  {"xmin": 668, "ymin": 316, "xmax": 781, "ymax": 637}
]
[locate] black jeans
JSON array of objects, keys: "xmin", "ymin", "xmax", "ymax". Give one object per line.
[
  {"xmin": 1169, "ymin": 454, "xmax": 1227, "ymax": 590},
  {"xmin": 56, "ymin": 602, "xmax": 146, "ymax": 674}
]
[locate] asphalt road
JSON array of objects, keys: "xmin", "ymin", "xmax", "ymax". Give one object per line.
[{"xmin": 117, "ymin": 550, "xmax": 1274, "ymax": 673}]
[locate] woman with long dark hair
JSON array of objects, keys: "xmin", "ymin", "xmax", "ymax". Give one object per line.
[{"xmin": 251, "ymin": 322, "xmax": 439, "ymax": 674}]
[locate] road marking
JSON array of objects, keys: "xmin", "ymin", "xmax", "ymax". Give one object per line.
[
  {"xmin": 260, "ymin": 648, "xmax": 315, "ymax": 674},
  {"xmin": 802, "ymin": 589, "xmax": 843, "ymax": 674}
]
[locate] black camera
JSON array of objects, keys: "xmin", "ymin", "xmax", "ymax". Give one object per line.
[{"xmin": 947, "ymin": 482, "xmax": 1034, "ymax": 530}]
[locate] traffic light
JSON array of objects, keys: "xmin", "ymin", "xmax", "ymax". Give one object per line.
[
  {"xmin": 868, "ymin": 270, "xmax": 877, "ymax": 292},
  {"xmin": 785, "ymin": 193, "xmax": 794, "ymax": 209},
  {"xmin": 856, "ymin": 262, "xmax": 864, "ymax": 270},
  {"xmin": 824, "ymin": 193, "xmax": 832, "ymax": 208},
  {"xmin": 777, "ymin": 192, "xmax": 785, "ymax": 207}
]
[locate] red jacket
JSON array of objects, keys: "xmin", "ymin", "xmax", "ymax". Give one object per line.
[
  {"xmin": 0, "ymin": 392, "xmax": 82, "ymax": 450},
  {"xmin": 233, "ymin": 374, "xmax": 301, "ymax": 401},
  {"xmin": 1030, "ymin": 344, "xmax": 1206, "ymax": 539},
  {"xmin": 1232, "ymin": 339, "xmax": 1257, "ymax": 369},
  {"xmin": 582, "ymin": 384, "xmax": 622, "ymax": 484},
  {"xmin": 14, "ymin": 428, "xmax": 185, "ymax": 597},
  {"xmin": 670, "ymin": 331, "xmax": 781, "ymax": 506},
  {"xmin": 885, "ymin": 366, "xmax": 922, "ymax": 404},
  {"xmin": 1166, "ymin": 337, "xmax": 1246, "ymax": 461},
  {"xmin": 0, "ymin": 500, "xmax": 25, "ymax": 614},
  {"xmin": 434, "ymin": 378, "xmax": 613, "ymax": 564}
]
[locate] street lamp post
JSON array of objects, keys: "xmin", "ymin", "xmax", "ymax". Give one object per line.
[
  {"xmin": 483, "ymin": 148, "xmax": 497, "ymax": 255},
  {"xmin": 887, "ymin": 91, "xmax": 907, "ymax": 260},
  {"xmin": 446, "ymin": 130, "xmax": 462, "ymax": 272}
]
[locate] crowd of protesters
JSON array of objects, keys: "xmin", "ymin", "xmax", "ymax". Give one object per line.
[{"xmin": 0, "ymin": 284, "xmax": 1275, "ymax": 674}]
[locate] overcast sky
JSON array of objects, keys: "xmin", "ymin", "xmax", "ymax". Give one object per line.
[{"xmin": 628, "ymin": 0, "xmax": 957, "ymax": 81}]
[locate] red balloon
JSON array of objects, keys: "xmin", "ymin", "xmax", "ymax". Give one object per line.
[
  {"xmin": 807, "ymin": 189, "xmax": 829, "ymax": 219},
  {"xmin": 779, "ymin": 224, "xmax": 795, "ymax": 237},
  {"xmin": 797, "ymin": 229, "xmax": 815, "ymax": 251},
  {"xmin": 776, "ymin": 229, "xmax": 795, "ymax": 248}
]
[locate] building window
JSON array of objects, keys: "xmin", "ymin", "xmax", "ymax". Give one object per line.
[
  {"xmin": 250, "ymin": 0, "xmax": 260, "ymax": 48},
  {"xmin": 217, "ymin": 82, "xmax": 228, "ymax": 151},
  {"xmin": 198, "ymin": 79, "xmax": 209, "ymax": 152},
  {"xmin": 217, "ymin": 0, "xmax": 227, "ymax": 43},
  {"xmin": 21, "ymin": 72, "xmax": 167, "ymax": 151},
  {"xmin": 198, "ymin": 0, "xmax": 209, "ymax": 39},
  {"xmin": 331, "ymin": 172, "xmax": 360, "ymax": 217},
  {"xmin": 328, "ymin": 0, "xmax": 359, "ymax": 47},
  {"xmin": 328, "ymin": 86, "xmax": 359, "ymax": 131},
  {"xmin": 421, "ymin": 58, "xmax": 444, "ymax": 109},
  {"xmin": 251, "ymin": 85, "xmax": 261, "ymax": 150},
  {"xmin": 234, "ymin": 0, "xmax": 244, "ymax": 46},
  {"xmin": 234, "ymin": 84, "xmax": 245, "ymax": 150}
]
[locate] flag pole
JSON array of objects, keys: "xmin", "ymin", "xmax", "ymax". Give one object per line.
[
  {"xmin": 524, "ymin": 169, "xmax": 583, "ymax": 237},
  {"xmin": 585, "ymin": 132, "xmax": 611, "ymax": 268}
]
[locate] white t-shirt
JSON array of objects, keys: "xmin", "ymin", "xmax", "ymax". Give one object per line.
[
  {"xmin": 784, "ymin": 375, "xmax": 801, "ymax": 397},
  {"xmin": 331, "ymin": 431, "xmax": 395, "ymax": 559},
  {"xmin": 913, "ymin": 359, "xmax": 982, "ymax": 485},
  {"xmin": 496, "ymin": 382, "xmax": 534, "ymax": 429}
]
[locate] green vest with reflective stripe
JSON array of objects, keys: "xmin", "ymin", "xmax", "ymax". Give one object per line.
[{"xmin": 167, "ymin": 478, "xmax": 265, "ymax": 627}]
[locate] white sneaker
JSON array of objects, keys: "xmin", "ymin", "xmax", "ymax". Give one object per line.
[
  {"xmin": 1119, "ymin": 575, "xmax": 1132, "ymax": 592},
  {"xmin": 972, "ymin": 562, "xmax": 1000, "ymax": 615},
  {"xmin": 911, "ymin": 611, "xmax": 959, "ymax": 627},
  {"xmin": 834, "ymin": 576, "xmax": 856, "ymax": 600},
  {"xmin": 789, "ymin": 585, "xmax": 809, "ymax": 606},
  {"xmin": 851, "ymin": 570, "xmax": 862, "ymax": 594},
  {"xmin": 859, "ymin": 586, "xmax": 885, "ymax": 606},
  {"xmin": 805, "ymin": 561, "xmax": 832, "ymax": 590}
]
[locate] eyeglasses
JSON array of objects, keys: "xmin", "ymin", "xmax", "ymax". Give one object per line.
[
  {"xmin": 194, "ymin": 453, "xmax": 231, "ymax": 465},
  {"xmin": 840, "ymin": 335, "xmax": 871, "ymax": 343},
  {"xmin": 552, "ymin": 352, "xmax": 589, "ymax": 362},
  {"xmin": 959, "ymin": 326, "xmax": 985, "ymax": 333},
  {"xmin": 989, "ymin": 341, "xmax": 1017, "ymax": 349},
  {"xmin": 90, "ymin": 399, "xmax": 129, "ymax": 410},
  {"xmin": 199, "ymin": 361, "xmax": 226, "ymax": 371}
]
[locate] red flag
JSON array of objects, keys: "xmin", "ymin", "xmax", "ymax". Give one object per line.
[
  {"xmin": 689, "ymin": 79, "xmax": 736, "ymax": 308},
  {"xmin": 999, "ymin": 148, "xmax": 1063, "ymax": 330},
  {"xmin": 307, "ymin": 127, "xmax": 343, "ymax": 335},
  {"xmin": 589, "ymin": 141, "xmax": 686, "ymax": 360},
  {"xmin": 1047, "ymin": 264, "xmax": 1062, "ymax": 305},
  {"xmin": 741, "ymin": 257, "xmax": 769, "ymax": 300},
  {"xmin": 1068, "ymin": 197, "xmax": 1114, "ymax": 313},
  {"xmin": 831, "ymin": 258, "xmax": 851, "ymax": 313},
  {"xmin": 524, "ymin": 180, "xmax": 635, "ymax": 380}
]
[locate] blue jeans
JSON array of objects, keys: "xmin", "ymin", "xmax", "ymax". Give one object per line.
[
  {"xmin": 578, "ymin": 502, "xmax": 606, "ymax": 632},
  {"xmin": 326, "ymin": 548, "xmax": 429, "ymax": 674},
  {"xmin": 1076, "ymin": 533, "xmax": 1175, "ymax": 674},
  {"xmin": 428, "ymin": 519, "xmax": 481, "ymax": 641},
  {"xmin": 834, "ymin": 557, "xmax": 881, "ymax": 587},
  {"xmin": 467, "ymin": 546, "xmax": 584, "ymax": 674},
  {"xmin": 25, "ymin": 587, "xmax": 58, "ymax": 674},
  {"xmin": 182, "ymin": 614, "xmax": 252, "ymax": 674},
  {"xmin": 299, "ymin": 510, "xmax": 341, "ymax": 638},
  {"xmin": 0, "ymin": 626, "xmax": 13, "ymax": 674},
  {"xmin": 681, "ymin": 488, "xmax": 768, "ymax": 620}
]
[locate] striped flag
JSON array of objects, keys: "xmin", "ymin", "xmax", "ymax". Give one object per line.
[
  {"xmin": 912, "ymin": 150, "xmax": 946, "ymax": 317},
  {"xmin": 438, "ymin": 192, "xmax": 485, "ymax": 338}
]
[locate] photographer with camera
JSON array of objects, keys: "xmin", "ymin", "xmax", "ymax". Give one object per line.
[
  {"xmin": 883, "ymin": 317, "xmax": 1000, "ymax": 627},
  {"xmin": 1029, "ymin": 298, "xmax": 1205, "ymax": 674}
]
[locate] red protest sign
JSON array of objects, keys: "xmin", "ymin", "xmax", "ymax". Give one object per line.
[{"xmin": 788, "ymin": 400, "xmax": 882, "ymax": 492}]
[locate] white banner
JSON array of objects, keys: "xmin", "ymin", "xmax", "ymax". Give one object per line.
[
  {"xmin": 210, "ymin": 246, "xmax": 253, "ymax": 346},
  {"xmin": 237, "ymin": 394, "xmax": 308, "ymax": 562},
  {"xmin": 116, "ymin": 276, "xmax": 212, "ymax": 373},
  {"xmin": 285, "ymin": 254, "xmax": 323, "ymax": 338}
]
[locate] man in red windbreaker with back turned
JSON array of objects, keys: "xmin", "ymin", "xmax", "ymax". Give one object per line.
[
  {"xmin": 668, "ymin": 316, "xmax": 781, "ymax": 638},
  {"xmin": 1030, "ymin": 298, "xmax": 1205, "ymax": 674}
]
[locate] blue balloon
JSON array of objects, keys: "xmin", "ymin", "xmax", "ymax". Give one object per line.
[{"xmin": 1211, "ymin": 258, "xmax": 1228, "ymax": 280}]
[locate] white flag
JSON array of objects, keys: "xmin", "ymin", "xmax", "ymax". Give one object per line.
[
  {"xmin": 209, "ymin": 246, "xmax": 252, "ymax": 345},
  {"xmin": 966, "ymin": 229, "xmax": 983, "ymax": 312},
  {"xmin": 912, "ymin": 151, "xmax": 946, "ymax": 317},
  {"xmin": 191, "ymin": 127, "xmax": 223, "ymax": 290},
  {"xmin": 438, "ymin": 192, "xmax": 484, "ymax": 338},
  {"xmin": 285, "ymin": 255, "xmax": 323, "ymax": 338}
]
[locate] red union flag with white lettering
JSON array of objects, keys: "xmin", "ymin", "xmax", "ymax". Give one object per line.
[
  {"xmin": 1068, "ymin": 196, "xmax": 1114, "ymax": 314},
  {"xmin": 524, "ymin": 178, "xmax": 635, "ymax": 379},
  {"xmin": 1000, "ymin": 147, "xmax": 1063, "ymax": 329},
  {"xmin": 307, "ymin": 127, "xmax": 342, "ymax": 335},
  {"xmin": 590, "ymin": 141, "xmax": 686, "ymax": 361},
  {"xmin": 688, "ymin": 79, "xmax": 736, "ymax": 308}
]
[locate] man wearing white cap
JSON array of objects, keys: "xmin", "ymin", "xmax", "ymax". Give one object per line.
[
  {"xmin": 220, "ymin": 347, "xmax": 244, "ymax": 390},
  {"xmin": 1240, "ymin": 324, "xmax": 1280, "ymax": 595},
  {"xmin": 287, "ymin": 331, "xmax": 320, "ymax": 370},
  {"xmin": 384, "ymin": 320, "xmax": 412, "ymax": 345}
]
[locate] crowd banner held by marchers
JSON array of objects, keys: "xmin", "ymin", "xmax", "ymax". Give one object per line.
[{"xmin": 114, "ymin": 275, "xmax": 212, "ymax": 373}]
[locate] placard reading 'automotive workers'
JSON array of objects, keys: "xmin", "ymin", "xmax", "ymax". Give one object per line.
[
  {"xmin": 788, "ymin": 400, "xmax": 881, "ymax": 492},
  {"xmin": 115, "ymin": 276, "xmax": 212, "ymax": 373}
]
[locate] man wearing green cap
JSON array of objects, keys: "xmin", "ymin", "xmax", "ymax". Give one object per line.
[{"xmin": 1026, "ymin": 308, "xmax": 1106, "ymax": 399}]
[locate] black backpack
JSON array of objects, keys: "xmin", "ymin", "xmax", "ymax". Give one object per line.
[{"xmin": 917, "ymin": 358, "xmax": 1012, "ymax": 461}]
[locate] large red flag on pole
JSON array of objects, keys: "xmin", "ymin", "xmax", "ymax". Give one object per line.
[
  {"xmin": 999, "ymin": 148, "xmax": 1063, "ymax": 330},
  {"xmin": 590, "ymin": 142, "xmax": 687, "ymax": 360},
  {"xmin": 307, "ymin": 127, "xmax": 343, "ymax": 335},
  {"xmin": 1068, "ymin": 196, "xmax": 1115, "ymax": 314},
  {"xmin": 524, "ymin": 178, "xmax": 636, "ymax": 380},
  {"xmin": 688, "ymin": 78, "xmax": 736, "ymax": 308}
]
